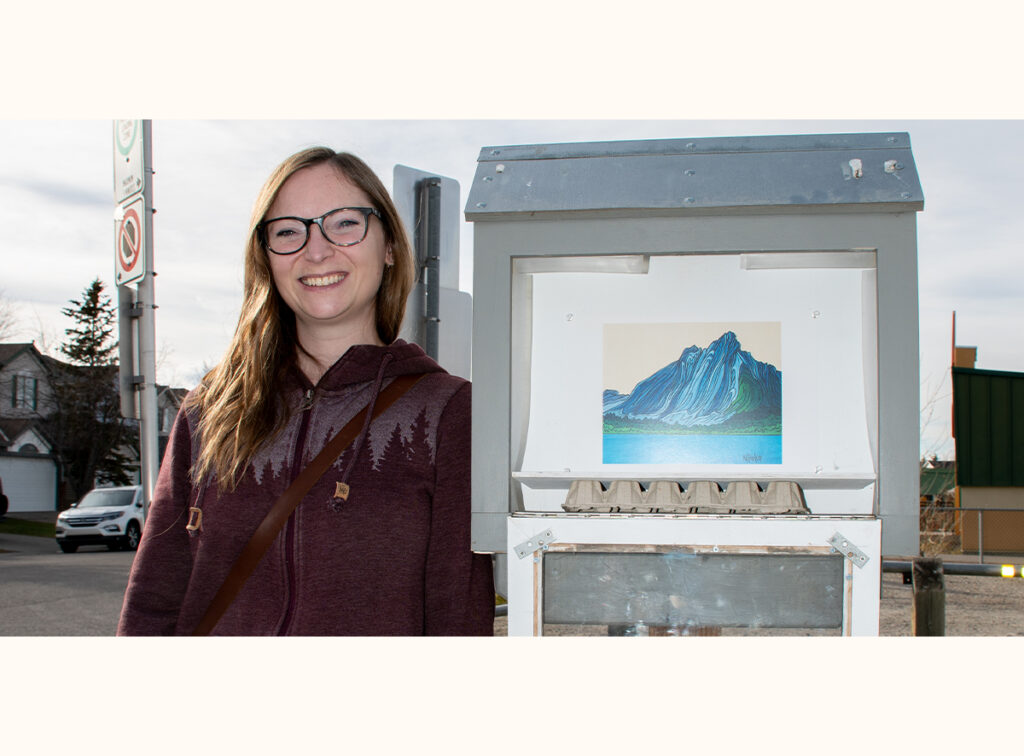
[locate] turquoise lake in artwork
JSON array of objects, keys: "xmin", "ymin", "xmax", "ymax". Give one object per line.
[{"xmin": 603, "ymin": 433, "xmax": 782, "ymax": 465}]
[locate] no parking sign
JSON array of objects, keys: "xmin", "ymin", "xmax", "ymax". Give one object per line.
[{"xmin": 115, "ymin": 195, "xmax": 146, "ymax": 285}]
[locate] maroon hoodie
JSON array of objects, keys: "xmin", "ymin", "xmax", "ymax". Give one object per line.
[{"xmin": 117, "ymin": 340, "xmax": 494, "ymax": 635}]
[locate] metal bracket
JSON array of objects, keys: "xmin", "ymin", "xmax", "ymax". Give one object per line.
[
  {"xmin": 514, "ymin": 529, "xmax": 556, "ymax": 559},
  {"xmin": 828, "ymin": 532, "xmax": 869, "ymax": 568}
]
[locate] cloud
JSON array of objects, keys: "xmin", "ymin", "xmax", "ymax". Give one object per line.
[{"xmin": 0, "ymin": 175, "xmax": 108, "ymax": 209}]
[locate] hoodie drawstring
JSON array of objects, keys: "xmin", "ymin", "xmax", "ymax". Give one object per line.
[{"xmin": 330, "ymin": 352, "xmax": 394, "ymax": 510}]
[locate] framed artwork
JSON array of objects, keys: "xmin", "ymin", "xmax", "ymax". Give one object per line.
[{"xmin": 603, "ymin": 322, "xmax": 782, "ymax": 464}]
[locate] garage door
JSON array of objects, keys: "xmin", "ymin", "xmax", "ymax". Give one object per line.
[{"xmin": 0, "ymin": 455, "xmax": 58, "ymax": 513}]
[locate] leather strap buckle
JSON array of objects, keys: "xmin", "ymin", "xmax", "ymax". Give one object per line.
[{"xmin": 185, "ymin": 506, "xmax": 203, "ymax": 532}]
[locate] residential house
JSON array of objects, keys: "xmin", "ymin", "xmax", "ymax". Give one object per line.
[
  {"xmin": 0, "ymin": 343, "xmax": 60, "ymax": 513},
  {"xmin": 1, "ymin": 341, "xmax": 193, "ymax": 515},
  {"xmin": 157, "ymin": 385, "xmax": 188, "ymax": 461}
]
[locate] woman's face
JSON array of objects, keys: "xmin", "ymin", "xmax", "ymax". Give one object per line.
[{"xmin": 265, "ymin": 163, "xmax": 393, "ymax": 346}]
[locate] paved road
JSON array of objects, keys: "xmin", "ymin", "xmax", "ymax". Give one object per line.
[{"xmin": 0, "ymin": 532, "xmax": 135, "ymax": 635}]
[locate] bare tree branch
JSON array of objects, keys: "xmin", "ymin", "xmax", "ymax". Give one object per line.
[{"xmin": 0, "ymin": 290, "xmax": 22, "ymax": 341}]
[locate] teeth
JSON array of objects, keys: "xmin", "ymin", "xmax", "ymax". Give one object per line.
[{"xmin": 301, "ymin": 273, "xmax": 345, "ymax": 287}]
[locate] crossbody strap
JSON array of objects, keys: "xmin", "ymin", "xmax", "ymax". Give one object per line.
[{"xmin": 192, "ymin": 372, "xmax": 427, "ymax": 636}]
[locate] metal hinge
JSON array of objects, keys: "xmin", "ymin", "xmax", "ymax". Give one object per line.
[
  {"xmin": 514, "ymin": 529, "xmax": 556, "ymax": 559},
  {"xmin": 828, "ymin": 532, "xmax": 869, "ymax": 568}
]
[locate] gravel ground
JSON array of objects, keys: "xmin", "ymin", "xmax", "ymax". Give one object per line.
[
  {"xmin": 879, "ymin": 569, "xmax": 1024, "ymax": 636},
  {"xmin": 493, "ymin": 564, "xmax": 1024, "ymax": 636}
]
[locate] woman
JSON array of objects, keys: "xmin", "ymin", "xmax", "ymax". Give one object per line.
[{"xmin": 117, "ymin": 147, "xmax": 494, "ymax": 635}]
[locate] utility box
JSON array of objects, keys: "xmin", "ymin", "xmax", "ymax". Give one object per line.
[{"xmin": 466, "ymin": 133, "xmax": 924, "ymax": 635}]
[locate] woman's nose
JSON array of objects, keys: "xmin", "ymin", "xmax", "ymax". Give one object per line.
[{"xmin": 303, "ymin": 222, "xmax": 334, "ymax": 261}]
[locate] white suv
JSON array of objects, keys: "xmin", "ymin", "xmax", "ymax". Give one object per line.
[{"xmin": 55, "ymin": 485, "xmax": 145, "ymax": 553}]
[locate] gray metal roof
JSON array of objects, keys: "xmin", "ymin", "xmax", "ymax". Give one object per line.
[{"xmin": 465, "ymin": 132, "xmax": 924, "ymax": 219}]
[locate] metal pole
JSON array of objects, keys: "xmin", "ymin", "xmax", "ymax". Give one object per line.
[
  {"xmin": 884, "ymin": 560, "xmax": 1021, "ymax": 578},
  {"xmin": 421, "ymin": 178, "xmax": 442, "ymax": 360},
  {"xmin": 978, "ymin": 509, "xmax": 984, "ymax": 564},
  {"xmin": 136, "ymin": 120, "xmax": 159, "ymax": 515},
  {"xmin": 117, "ymin": 285, "xmax": 138, "ymax": 419}
]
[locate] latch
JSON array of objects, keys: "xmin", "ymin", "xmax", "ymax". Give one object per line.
[
  {"xmin": 514, "ymin": 529, "xmax": 556, "ymax": 559},
  {"xmin": 828, "ymin": 532, "xmax": 869, "ymax": 568}
]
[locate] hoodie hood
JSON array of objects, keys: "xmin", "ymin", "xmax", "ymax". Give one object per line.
[{"xmin": 288, "ymin": 339, "xmax": 447, "ymax": 394}]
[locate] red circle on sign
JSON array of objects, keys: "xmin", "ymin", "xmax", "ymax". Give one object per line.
[{"xmin": 119, "ymin": 208, "xmax": 141, "ymax": 272}]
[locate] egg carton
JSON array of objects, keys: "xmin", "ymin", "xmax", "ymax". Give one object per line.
[{"xmin": 562, "ymin": 480, "xmax": 809, "ymax": 515}]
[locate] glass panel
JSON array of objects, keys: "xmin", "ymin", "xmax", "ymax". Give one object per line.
[{"xmin": 542, "ymin": 551, "xmax": 844, "ymax": 632}]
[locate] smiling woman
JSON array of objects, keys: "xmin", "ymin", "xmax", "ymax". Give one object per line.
[
  {"xmin": 262, "ymin": 163, "xmax": 395, "ymax": 375},
  {"xmin": 116, "ymin": 147, "xmax": 494, "ymax": 636}
]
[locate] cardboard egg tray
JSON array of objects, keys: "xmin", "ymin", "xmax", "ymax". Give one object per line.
[{"xmin": 562, "ymin": 479, "xmax": 809, "ymax": 515}]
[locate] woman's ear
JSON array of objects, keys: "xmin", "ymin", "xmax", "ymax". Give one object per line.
[{"xmin": 385, "ymin": 246, "xmax": 394, "ymax": 266}]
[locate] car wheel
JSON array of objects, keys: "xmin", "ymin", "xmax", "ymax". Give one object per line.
[
  {"xmin": 58, "ymin": 541, "xmax": 78, "ymax": 553},
  {"xmin": 124, "ymin": 521, "xmax": 142, "ymax": 551}
]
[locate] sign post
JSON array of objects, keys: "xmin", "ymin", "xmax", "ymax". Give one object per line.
[
  {"xmin": 392, "ymin": 164, "xmax": 471, "ymax": 379},
  {"xmin": 113, "ymin": 119, "xmax": 159, "ymax": 516}
]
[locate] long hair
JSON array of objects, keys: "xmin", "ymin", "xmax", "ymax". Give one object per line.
[{"xmin": 186, "ymin": 147, "xmax": 415, "ymax": 491}]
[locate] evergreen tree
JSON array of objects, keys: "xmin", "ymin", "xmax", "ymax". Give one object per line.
[
  {"xmin": 407, "ymin": 408, "xmax": 431, "ymax": 466},
  {"xmin": 59, "ymin": 279, "xmax": 118, "ymax": 367},
  {"xmin": 45, "ymin": 279, "xmax": 136, "ymax": 502},
  {"xmin": 378, "ymin": 421, "xmax": 408, "ymax": 471}
]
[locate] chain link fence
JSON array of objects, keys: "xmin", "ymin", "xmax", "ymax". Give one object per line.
[{"xmin": 920, "ymin": 505, "xmax": 1024, "ymax": 562}]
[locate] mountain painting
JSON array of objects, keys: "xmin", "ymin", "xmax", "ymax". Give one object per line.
[{"xmin": 603, "ymin": 326, "xmax": 782, "ymax": 464}]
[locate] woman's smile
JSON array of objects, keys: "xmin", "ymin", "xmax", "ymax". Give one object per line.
[{"xmin": 299, "ymin": 272, "xmax": 347, "ymax": 287}]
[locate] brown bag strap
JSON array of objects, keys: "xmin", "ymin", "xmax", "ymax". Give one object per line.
[{"xmin": 192, "ymin": 372, "xmax": 427, "ymax": 636}]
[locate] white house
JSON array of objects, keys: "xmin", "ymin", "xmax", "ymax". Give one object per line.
[{"xmin": 0, "ymin": 343, "xmax": 59, "ymax": 512}]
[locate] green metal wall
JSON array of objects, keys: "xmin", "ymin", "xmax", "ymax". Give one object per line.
[{"xmin": 952, "ymin": 367, "xmax": 1024, "ymax": 486}]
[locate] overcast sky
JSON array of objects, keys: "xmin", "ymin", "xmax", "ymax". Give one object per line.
[{"xmin": 1, "ymin": 119, "xmax": 1021, "ymax": 458}]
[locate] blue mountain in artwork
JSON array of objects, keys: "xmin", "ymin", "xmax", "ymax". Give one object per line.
[{"xmin": 604, "ymin": 331, "xmax": 781, "ymax": 435}]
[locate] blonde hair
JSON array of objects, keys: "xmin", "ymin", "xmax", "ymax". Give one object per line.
[{"xmin": 187, "ymin": 148, "xmax": 414, "ymax": 490}]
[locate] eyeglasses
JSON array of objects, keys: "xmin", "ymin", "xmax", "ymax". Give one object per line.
[{"xmin": 259, "ymin": 206, "xmax": 382, "ymax": 255}]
